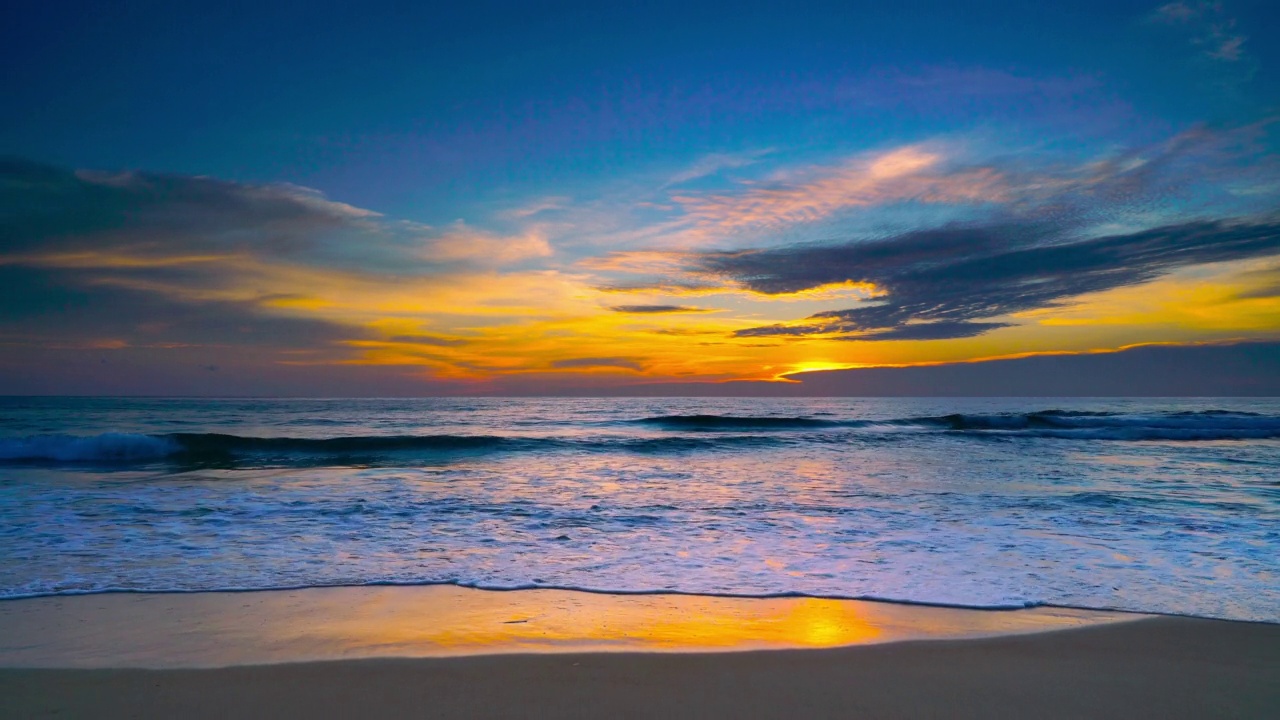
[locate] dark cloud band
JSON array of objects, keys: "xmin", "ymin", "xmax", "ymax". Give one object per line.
[
  {"xmin": 608, "ymin": 304, "xmax": 713, "ymax": 314},
  {"xmin": 708, "ymin": 219, "xmax": 1280, "ymax": 341}
]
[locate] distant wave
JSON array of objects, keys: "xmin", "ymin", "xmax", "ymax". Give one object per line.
[
  {"xmin": 632, "ymin": 414, "xmax": 843, "ymax": 430},
  {"xmin": 171, "ymin": 432, "xmax": 521, "ymax": 454},
  {"xmin": 634, "ymin": 410, "xmax": 1280, "ymax": 441},
  {"xmin": 2, "ymin": 410, "xmax": 1277, "ymax": 465},
  {"xmin": 0, "ymin": 431, "xmax": 781, "ymax": 465},
  {"xmin": 0, "ymin": 432, "xmax": 529, "ymax": 464},
  {"xmin": 904, "ymin": 410, "xmax": 1280, "ymax": 440}
]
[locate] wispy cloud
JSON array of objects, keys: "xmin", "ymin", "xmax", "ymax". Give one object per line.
[
  {"xmin": 1150, "ymin": 2, "xmax": 1248, "ymax": 62},
  {"xmin": 664, "ymin": 149, "xmax": 773, "ymax": 187},
  {"xmin": 501, "ymin": 196, "xmax": 572, "ymax": 219},
  {"xmin": 549, "ymin": 356, "xmax": 646, "ymax": 371},
  {"xmin": 673, "ymin": 145, "xmax": 1008, "ymax": 232},
  {"xmin": 419, "ymin": 223, "xmax": 553, "ymax": 265},
  {"xmin": 607, "ymin": 304, "xmax": 714, "ymax": 314}
]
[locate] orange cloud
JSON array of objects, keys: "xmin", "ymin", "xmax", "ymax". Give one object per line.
[{"xmin": 420, "ymin": 223, "xmax": 553, "ymax": 265}]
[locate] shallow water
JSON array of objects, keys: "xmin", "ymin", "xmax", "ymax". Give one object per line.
[{"xmin": 1, "ymin": 397, "xmax": 1277, "ymax": 621}]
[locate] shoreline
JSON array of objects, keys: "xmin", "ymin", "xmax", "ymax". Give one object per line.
[
  {"xmin": 4, "ymin": 615, "xmax": 1278, "ymax": 719},
  {"xmin": 1, "ymin": 579, "xmax": 1197, "ymax": 614},
  {"xmin": 0, "ymin": 585, "xmax": 1141, "ymax": 668}
]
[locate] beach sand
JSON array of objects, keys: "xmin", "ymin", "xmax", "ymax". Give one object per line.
[{"xmin": 1, "ymin": 587, "xmax": 1277, "ymax": 718}]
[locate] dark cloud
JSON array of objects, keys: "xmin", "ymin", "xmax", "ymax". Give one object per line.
[
  {"xmin": 0, "ymin": 159, "xmax": 406, "ymax": 377},
  {"xmin": 607, "ymin": 304, "xmax": 713, "ymax": 314},
  {"xmin": 840, "ymin": 321, "xmax": 1012, "ymax": 342},
  {"xmin": 596, "ymin": 281, "xmax": 719, "ymax": 295},
  {"xmin": 1229, "ymin": 267, "xmax": 1280, "ymax": 300},
  {"xmin": 385, "ymin": 334, "xmax": 470, "ymax": 346},
  {"xmin": 649, "ymin": 328, "xmax": 719, "ymax": 336},
  {"xmin": 1236, "ymin": 285, "xmax": 1280, "ymax": 300},
  {"xmin": 701, "ymin": 123, "xmax": 1280, "ymax": 341},
  {"xmin": 0, "ymin": 266, "xmax": 364, "ymax": 351},
  {"xmin": 786, "ymin": 340, "xmax": 1280, "ymax": 396},
  {"xmin": 709, "ymin": 218, "xmax": 1280, "ymax": 340},
  {"xmin": 0, "ymin": 157, "xmax": 376, "ymax": 265},
  {"xmin": 550, "ymin": 356, "xmax": 646, "ymax": 371},
  {"xmin": 453, "ymin": 342, "xmax": 1280, "ymax": 397}
]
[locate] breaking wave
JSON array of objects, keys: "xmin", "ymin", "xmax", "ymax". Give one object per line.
[
  {"xmin": 633, "ymin": 410, "xmax": 1280, "ymax": 441},
  {"xmin": 0, "ymin": 431, "xmax": 783, "ymax": 465},
  {"xmin": 2, "ymin": 410, "xmax": 1276, "ymax": 466},
  {"xmin": 904, "ymin": 410, "xmax": 1280, "ymax": 440},
  {"xmin": 0, "ymin": 432, "xmax": 528, "ymax": 464}
]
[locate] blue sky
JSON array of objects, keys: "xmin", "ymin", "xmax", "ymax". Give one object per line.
[
  {"xmin": 8, "ymin": 0, "xmax": 1274, "ymax": 217},
  {"xmin": 2, "ymin": 1, "xmax": 1279, "ymax": 394}
]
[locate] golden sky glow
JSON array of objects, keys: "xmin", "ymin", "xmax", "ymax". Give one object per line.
[{"xmin": 2, "ymin": 130, "xmax": 1278, "ymax": 392}]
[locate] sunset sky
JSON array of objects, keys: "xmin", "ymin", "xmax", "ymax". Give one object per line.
[{"xmin": 3, "ymin": 0, "xmax": 1279, "ymax": 394}]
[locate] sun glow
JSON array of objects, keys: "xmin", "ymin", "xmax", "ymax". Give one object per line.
[{"xmin": 781, "ymin": 361, "xmax": 867, "ymax": 378}]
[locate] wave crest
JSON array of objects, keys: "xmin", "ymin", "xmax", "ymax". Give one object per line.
[
  {"xmin": 906, "ymin": 410, "xmax": 1280, "ymax": 439},
  {"xmin": 2, "ymin": 409, "xmax": 1275, "ymax": 466},
  {"xmin": 632, "ymin": 414, "xmax": 841, "ymax": 430},
  {"xmin": 0, "ymin": 433, "xmax": 179, "ymax": 461}
]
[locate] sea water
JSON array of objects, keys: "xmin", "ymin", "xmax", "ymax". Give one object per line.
[{"xmin": 1, "ymin": 397, "xmax": 1277, "ymax": 622}]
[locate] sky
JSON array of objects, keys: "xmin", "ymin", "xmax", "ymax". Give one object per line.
[{"xmin": 2, "ymin": 0, "xmax": 1279, "ymax": 395}]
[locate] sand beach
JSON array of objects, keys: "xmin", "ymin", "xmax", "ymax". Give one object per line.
[{"xmin": 2, "ymin": 586, "xmax": 1277, "ymax": 719}]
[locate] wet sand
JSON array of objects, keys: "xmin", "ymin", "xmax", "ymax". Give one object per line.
[
  {"xmin": 0, "ymin": 585, "xmax": 1138, "ymax": 666},
  {"xmin": 1, "ymin": 587, "xmax": 1277, "ymax": 718}
]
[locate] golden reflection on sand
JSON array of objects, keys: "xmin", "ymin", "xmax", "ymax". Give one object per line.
[
  {"xmin": 357, "ymin": 595, "xmax": 883, "ymax": 652},
  {"xmin": 0, "ymin": 586, "xmax": 1141, "ymax": 668}
]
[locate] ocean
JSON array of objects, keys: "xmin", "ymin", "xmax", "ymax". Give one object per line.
[{"xmin": 1, "ymin": 397, "xmax": 1277, "ymax": 622}]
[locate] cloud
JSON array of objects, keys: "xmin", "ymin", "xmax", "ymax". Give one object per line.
[
  {"xmin": 549, "ymin": 356, "xmax": 646, "ymax": 371},
  {"xmin": 0, "ymin": 264, "xmax": 367, "ymax": 355},
  {"xmin": 424, "ymin": 341, "xmax": 1280, "ymax": 397},
  {"xmin": 0, "ymin": 158, "xmax": 607, "ymax": 384},
  {"xmin": 0, "ymin": 157, "xmax": 373, "ymax": 264},
  {"xmin": 649, "ymin": 328, "xmax": 720, "ymax": 336},
  {"xmin": 1149, "ymin": 2, "xmax": 1248, "ymax": 63},
  {"xmin": 385, "ymin": 334, "xmax": 470, "ymax": 346},
  {"xmin": 0, "ymin": 158, "xmax": 554, "ymax": 275},
  {"xmin": 2, "ymin": 110, "xmax": 1277, "ymax": 393},
  {"xmin": 595, "ymin": 281, "xmax": 722, "ymax": 295},
  {"xmin": 611, "ymin": 121, "xmax": 1272, "ymax": 257},
  {"xmin": 1152, "ymin": 1, "xmax": 1201, "ymax": 23},
  {"xmin": 673, "ymin": 145, "xmax": 1008, "ymax": 232},
  {"xmin": 607, "ymin": 304, "xmax": 714, "ymax": 314},
  {"xmin": 419, "ymin": 223, "xmax": 553, "ymax": 265},
  {"xmin": 664, "ymin": 149, "xmax": 773, "ymax": 187},
  {"xmin": 710, "ymin": 218, "xmax": 1280, "ymax": 341},
  {"xmin": 581, "ymin": 123, "xmax": 1280, "ymax": 342},
  {"xmin": 783, "ymin": 340, "xmax": 1280, "ymax": 396},
  {"xmin": 838, "ymin": 321, "xmax": 1013, "ymax": 342},
  {"xmin": 501, "ymin": 196, "xmax": 571, "ymax": 219}
]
